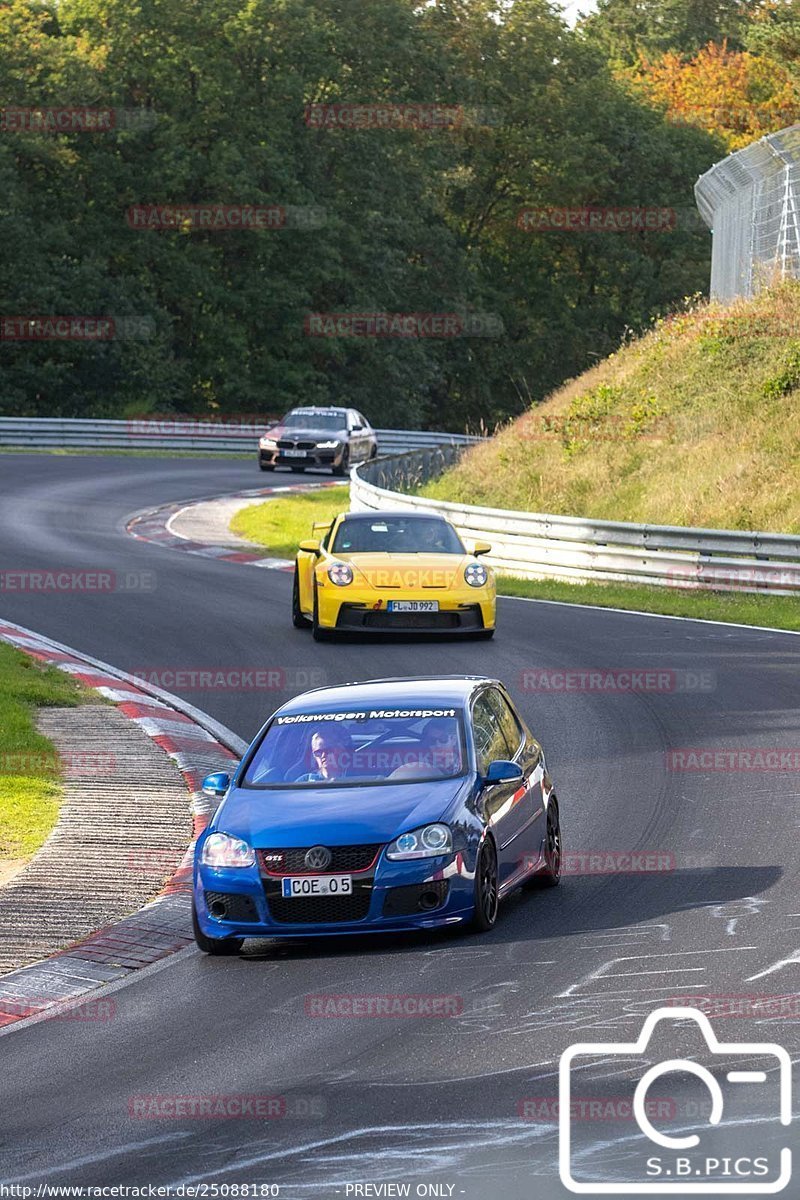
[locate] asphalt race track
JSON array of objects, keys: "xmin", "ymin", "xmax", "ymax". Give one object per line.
[{"xmin": 1, "ymin": 453, "xmax": 799, "ymax": 1199}]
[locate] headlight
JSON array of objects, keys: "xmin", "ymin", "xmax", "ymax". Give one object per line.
[
  {"xmin": 327, "ymin": 561, "xmax": 353, "ymax": 586},
  {"xmin": 259, "ymin": 437, "xmax": 277, "ymax": 448},
  {"xmin": 316, "ymin": 439, "xmax": 340, "ymax": 449},
  {"xmin": 386, "ymin": 824, "xmax": 453, "ymax": 860},
  {"xmin": 201, "ymin": 832, "xmax": 255, "ymax": 869},
  {"xmin": 465, "ymin": 562, "xmax": 488, "ymax": 587}
]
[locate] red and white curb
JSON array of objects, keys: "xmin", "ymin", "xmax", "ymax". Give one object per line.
[
  {"xmin": 126, "ymin": 481, "xmax": 341, "ymax": 571},
  {"xmin": 0, "ymin": 619, "xmax": 247, "ymax": 1031}
]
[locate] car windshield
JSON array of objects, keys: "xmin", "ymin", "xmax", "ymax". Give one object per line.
[
  {"xmin": 331, "ymin": 517, "xmax": 464, "ymax": 555},
  {"xmin": 281, "ymin": 411, "xmax": 344, "ymax": 431},
  {"xmin": 243, "ymin": 709, "xmax": 466, "ymax": 787}
]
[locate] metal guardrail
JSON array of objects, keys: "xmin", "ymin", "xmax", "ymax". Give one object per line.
[
  {"xmin": 351, "ymin": 449, "xmax": 800, "ymax": 595},
  {"xmin": 695, "ymin": 125, "xmax": 800, "ymax": 301},
  {"xmin": 0, "ymin": 417, "xmax": 478, "ymax": 455}
]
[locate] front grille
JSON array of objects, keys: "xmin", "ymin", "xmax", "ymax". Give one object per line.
[
  {"xmin": 382, "ymin": 881, "xmax": 449, "ymax": 917},
  {"xmin": 335, "ymin": 604, "xmax": 484, "ymax": 632},
  {"xmin": 264, "ymin": 881, "xmax": 373, "ymax": 924},
  {"xmin": 365, "ymin": 611, "xmax": 461, "ymax": 629},
  {"xmin": 257, "ymin": 845, "xmax": 381, "ymax": 874},
  {"xmin": 204, "ymin": 891, "xmax": 260, "ymax": 923}
]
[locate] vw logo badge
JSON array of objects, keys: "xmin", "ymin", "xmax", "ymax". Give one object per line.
[{"xmin": 305, "ymin": 845, "xmax": 332, "ymax": 871}]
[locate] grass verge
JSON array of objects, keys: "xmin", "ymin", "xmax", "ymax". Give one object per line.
[
  {"xmin": 420, "ymin": 281, "xmax": 800, "ymax": 533},
  {"xmin": 0, "ymin": 644, "xmax": 94, "ymax": 865},
  {"xmin": 497, "ymin": 574, "xmax": 800, "ymax": 631},
  {"xmin": 231, "ymin": 485, "xmax": 349, "ymax": 558}
]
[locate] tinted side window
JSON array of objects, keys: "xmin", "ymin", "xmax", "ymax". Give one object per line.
[
  {"xmin": 471, "ymin": 694, "xmax": 510, "ymax": 774},
  {"xmin": 486, "ymin": 689, "xmax": 523, "ymax": 759}
]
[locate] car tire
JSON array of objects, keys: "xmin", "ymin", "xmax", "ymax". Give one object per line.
[
  {"xmin": 471, "ymin": 837, "xmax": 499, "ymax": 932},
  {"xmin": 528, "ymin": 800, "xmax": 561, "ymax": 889},
  {"xmin": 370, "ymin": 444, "xmax": 378, "ymax": 460},
  {"xmin": 311, "ymin": 585, "xmax": 332, "ymax": 642},
  {"xmin": 259, "ymin": 462, "xmax": 274, "ymax": 472},
  {"xmin": 332, "ymin": 447, "xmax": 350, "ymax": 477},
  {"xmin": 292, "ymin": 566, "xmax": 311, "ymax": 629},
  {"xmin": 192, "ymin": 901, "xmax": 244, "ymax": 956}
]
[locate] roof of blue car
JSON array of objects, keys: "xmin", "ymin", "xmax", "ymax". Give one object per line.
[{"xmin": 278, "ymin": 676, "xmax": 494, "ymax": 715}]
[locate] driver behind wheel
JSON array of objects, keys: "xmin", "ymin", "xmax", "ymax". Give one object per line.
[{"xmin": 294, "ymin": 728, "xmax": 354, "ymax": 782}]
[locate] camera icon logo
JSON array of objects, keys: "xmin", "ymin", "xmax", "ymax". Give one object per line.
[{"xmin": 559, "ymin": 1006, "xmax": 792, "ymax": 1194}]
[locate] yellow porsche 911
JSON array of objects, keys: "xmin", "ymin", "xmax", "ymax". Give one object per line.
[{"xmin": 292, "ymin": 510, "xmax": 496, "ymax": 640}]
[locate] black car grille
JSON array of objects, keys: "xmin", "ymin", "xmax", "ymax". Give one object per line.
[
  {"xmin": 204, "ymin": 891, "xmax": 260, "ymax": 923},
  {"xmin": 382, "ymin": 881, "xmax": 449, "ymax": 917},
  {"xmin": 263, "ymin": 879, "xmax": 373, "ymax": 924},
  {"xmin": 336, "ymin": 605, "xmax": 483, "ymax": 631},
  {"xmin": 277, "ymin": 439, "xmax": 316, "ymax": 450},
  {"xmin": 257, "ymin": 845, "xmax": 382, "ymax": 874}
]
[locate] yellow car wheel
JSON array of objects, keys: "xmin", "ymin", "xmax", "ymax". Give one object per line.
[
  {"xmin": 292, "ymin": 568, "xmax": 311, "ymax": 629},
  {"xmin": 311, "ymin": 585, "xmax": 333, "ymax": 642}
]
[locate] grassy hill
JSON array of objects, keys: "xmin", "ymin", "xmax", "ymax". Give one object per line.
[{"xmin": 421, "ymin": 282, "xmax": 800, "ymax": 533}]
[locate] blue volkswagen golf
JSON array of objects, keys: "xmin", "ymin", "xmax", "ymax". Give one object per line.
[{"xmin": 193, "ymin": 676, "xmax": 561, "ymax": 954}]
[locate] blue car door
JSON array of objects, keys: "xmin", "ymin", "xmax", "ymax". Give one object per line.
[{"xmin": 486, "ymin": 688, "xmax": 547, "ymax": 880}]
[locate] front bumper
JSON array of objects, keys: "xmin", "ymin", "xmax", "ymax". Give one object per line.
[
  {"xmin": 194, "ymin": 853, "xmax": 476, "ymax": 940},
  {"xmin": 258, "ymin": 446, "xmax": 346, "ymax": 470},
  {"xmin": 316, "ymin": 585, "xmax": 496, "ymax": 633}
]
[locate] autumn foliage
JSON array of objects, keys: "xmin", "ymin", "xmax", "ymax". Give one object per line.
[{"xmin": 624, "ymin": 41, "xmax": 799, "ymax": 150}]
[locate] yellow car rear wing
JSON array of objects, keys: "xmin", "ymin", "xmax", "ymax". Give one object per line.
[{"xmin": 312, "ymin": 520, "xmax": 334, "ymax": 533}]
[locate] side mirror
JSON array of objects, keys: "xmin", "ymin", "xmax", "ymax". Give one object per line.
[
  {"xmin": 202, "ymin": 771, "xmax": 231, "ymax": 797},
  {"xmin": 298, "ymin": 539, "xmax": 320, "ymax": 553},
  {"xmin": 473, "ymin": 541, "xmax": 492, "ymax": 556},
  {"xmin": 484, "ymin": 759, "xmax": 523, "ymax": 785},
  {"xmin": 351, "ymin": 424, "xmax": 363, "ymax": 432}
]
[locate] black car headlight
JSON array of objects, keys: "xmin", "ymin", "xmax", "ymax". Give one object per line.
[
  {"xmin": 386, "ymin": 824, "xmax": 453, "ymax": 860},
  {"xmin": 328, "ymin": 562, "xmax": 353, "ymax": 586},
  {"xmin": 464, "ymin": 562, "xmax": 488, "ymax": 587}
]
